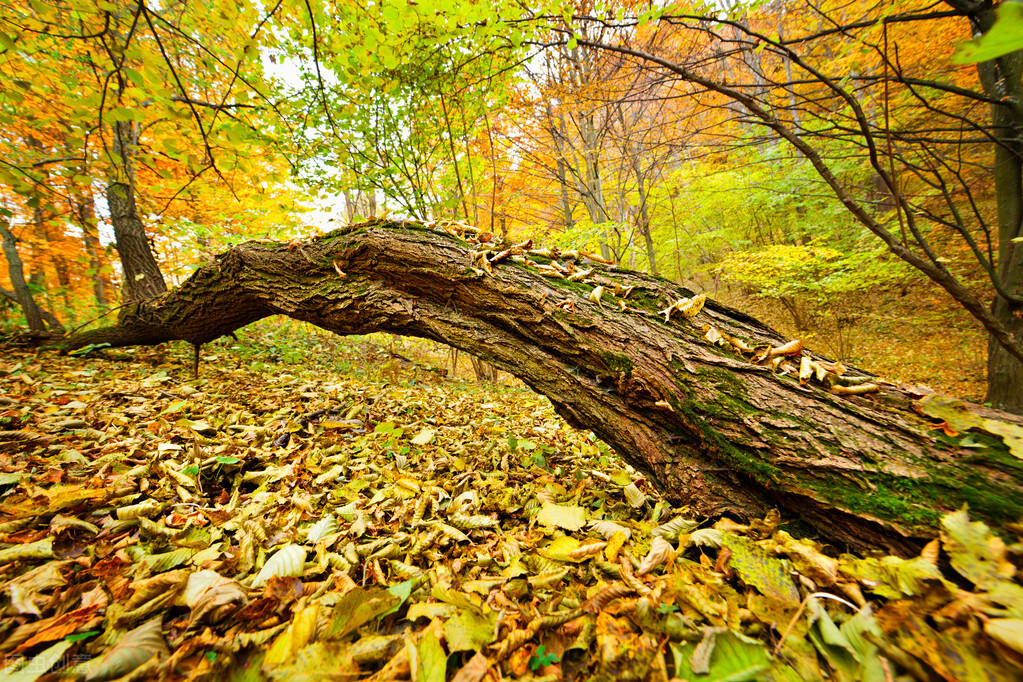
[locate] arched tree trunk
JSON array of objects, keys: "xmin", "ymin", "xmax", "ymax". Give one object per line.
[{"xmin": 58, "ymin": 221, "xmax": 1023, "ymax": 554}]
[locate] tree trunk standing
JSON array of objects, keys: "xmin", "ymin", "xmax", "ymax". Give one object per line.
[
  {"xmin": 76, "ymin": 199, "xmax": 110, "ymax": 312},
  {"xmin": 623, "ymin": 135, "xmax": 659, "ymax": 276},
  {"xmin": 107, "ymin": 121, "xmax": 167, "ymax": 303},
  {"xmin": 565, "ymin": 42, "xmax": 613, "ymax": 261},
  {"xmin": 972, "ymin": 12, "xmax": 1023, "ymax": 413},
  {"xmin": 545, "ymin": 102, "xmax": 577, "ymax": 234},
  {"xmin": 0, "ymin": 287, "xmax": 64, "ymax": 331},
  {"xmin": 51, "ymin": 254, "xmax": 73, "ymax": 317},
  {"xmin": 577, "ymin": 115, "xmax": 613, "ymax": 262},
  {"xmin": 343, "ymin": 189, "xmax": 378, "ymax": 223},
  {"xmin": 33, "ymin": 205, "xmax": 74, "ymax": 321},
  {"xmin": 107, "ymin": 180, "xmax": 167, "ymax": 302},
  {"xmin": 58, "ymin": 222, "xmax": 1023, "ymax": 554},
  {"xmin": 1, "ymin": 224, "xmax": 47, "ymax": 335},
  {"xmin": 26, "ymin": 206, "xmax": 54, "ymax": 314},
  {"xmin": 491, "ymin": 175, "xmax": 509, "ymax": 240},
  {"xmin": 777, "ymin": 14, "xmax": 801, "ymax": 137},
  {"xmin": 470, "ymin": 356, "xmax": 497, "ymax": 382}
]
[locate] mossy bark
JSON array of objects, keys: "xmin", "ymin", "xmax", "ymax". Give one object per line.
[{"xmin": 58, "ymin": 221, "xmax": 1023, "ymax": 554}]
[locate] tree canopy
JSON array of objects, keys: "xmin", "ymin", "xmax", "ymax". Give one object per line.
[{"xmin": 5, "ymin": 0, "xmax": 1018, "ymax": 409}]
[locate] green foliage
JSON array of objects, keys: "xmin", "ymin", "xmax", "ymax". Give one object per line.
[
  {"xmin": 647, "ymin": 141, "xmax": 913, "ymax": 356},
  {"xmin": 0, "ymin": 0, "xmax": 284, "ymax": 206},
  {"xmin": 651, "ymin": 143, "xmax": 876, "ymax": 274},
  {"xmin": 529, "ymin": 645, "xmax": 559, "ymax": 670},
  {"xmin": 720, "ymin": 243, "xmax": 903, "ymax": 308},
  {"xmin": 548, "ymin": 217, "xmax": 617, "ymax": 254},
  {"xmin": 954, "ymin": 2, "xmax": 1023, "ymax": 63},
  {"xmin": 267, "ymin": 0, "xmax": 528, "ymax": 218}
]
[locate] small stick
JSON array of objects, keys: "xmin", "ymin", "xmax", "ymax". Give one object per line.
[{"xmin": 192, "ymin": 342, "xmax": 201, "ymax": 379}]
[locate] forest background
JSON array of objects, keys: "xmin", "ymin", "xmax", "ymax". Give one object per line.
[{"xmin": 1, "ymin": 0, "xmax": 1021, "ymax": 412}]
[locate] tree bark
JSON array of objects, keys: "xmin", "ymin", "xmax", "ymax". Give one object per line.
[
  {"xmin": 32, "ymin": 204, "xmax": 74, "ymax": 320},
  {"xmin": 107, "ymin": 178, "xmax": 168, "ymax": 303},
  {"xmin": 625, "ymin": 141, "xmax": 659, "ymax": 277},
  {"xmin": 0, "ymin": 287, "xmax": 63, "ymax": 332},
  {"xmin": 972, "ymin": 7, "xmax": 1023, "ymax": 414},
  {"xmin": 58, "ymin": 221, "xmax": 1023, "ymax": 554},
  {"xmin": 107, "ymin": 121, "xmax": 167, "ymax": 304},
  {"xmin": 546, "ymin": 102, "xmax": 577, "ymax": 234},
  {"xmin": 72, "ymin": 192, "xmax": 110, "ymax": 312},
  {"xmin": 1, "ymin": 224, "xmax": 50, "ymax": 335}
]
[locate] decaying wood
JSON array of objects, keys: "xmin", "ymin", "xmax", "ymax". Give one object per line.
[{"xmin": 58, "ymin": 220, "xmax": 1023, "ymax": 553}]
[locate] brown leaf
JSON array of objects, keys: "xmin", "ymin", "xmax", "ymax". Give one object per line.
[
  {"xmin": 451, "ymin": 651, "xmax": 492, "ymax": 682},
  {"xmin": 186, "ymin": 570, "xmax": 249, "ymax": 627},
  {"xmin": 582, "ymin": 584, "xmax": 636, "ymax": 613},
  {"xmin": 13, "ymin": 603, "xmax": 103, "ymax": 653},
  {"xmin": 84, "ymin": 616, "xmax": 168, "ymax": 681},
  {"xmin": 263, "ymin": 575, "xmax": 305, "ymax": 607},
  {"xmin": 125, "ymin": 569, "xmax": 190, "ymax": 611}
]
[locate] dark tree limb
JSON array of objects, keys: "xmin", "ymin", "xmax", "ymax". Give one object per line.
[
  {"xmin": 1, "ymin": 226, "xmax": 64, "ymax": 336},
  {"xmin": 0, "ymin": 286, "xmax": 64, "ymax": 334},
  {"xmin": 57, "ymin": 221, "xmax": 1023, "ymax": 554}
]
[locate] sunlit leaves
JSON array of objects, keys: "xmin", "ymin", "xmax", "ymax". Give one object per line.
[
  {"xmin": 0, "ymin": 0, "xmax": 306, "ymax": 310},
  {"xmin": 536, "ymin": 502, "xmax": 587, "ymax": 531},
  {"xmin": 3, "ymin": 337, "xmax": 1023, "ymax": 680},
  {"xmin": 954, "ymin": 2, "xmax": 1023, "ymax": 63},
  {"xmin": 266, "ymin": 0, "xmax": 528, "ymax": 217},
  {"xmin": 252, "ymin": 544, "xmax": 307, "ymax": 587}
]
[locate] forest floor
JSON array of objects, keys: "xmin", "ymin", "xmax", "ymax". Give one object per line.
[{"xmin": 0, "ymin": 328, "xmax": 1020, "ymax": 681}]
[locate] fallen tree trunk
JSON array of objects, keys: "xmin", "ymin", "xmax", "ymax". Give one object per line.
[{"xmin": 58, "ymin": 220, "xmax": 1023, "ymax": 553}]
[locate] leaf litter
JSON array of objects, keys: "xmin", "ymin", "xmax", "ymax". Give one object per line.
[{"xmin": 1, "ymin": 337, "xmax": 1022, "ymax": 681}]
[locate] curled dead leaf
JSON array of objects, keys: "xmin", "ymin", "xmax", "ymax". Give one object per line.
[
  {"xmin": 768, "ymin": 339, "xmax": 803, "ymax": 359},
  {"xmin": 582, "ymin": 583, "xmax": 635, "ymax": 613},
  {"xmin": 638, "ymin": 536, "xmax": 675, "ymax": 575},
  {"xmin": 84, "ymin": 617, "xmax": 168, "ymax": 682},
  {"xmin": 798, "ymin": 356, "xmax": 813, "ymax": 384},
  {"xmin": 185, "ymin": 570, "xmax": 248, "ymax": 627},
  {"xmin": 252, "ymin": 544, "xmax": 307, "ymax": 587},
  {"xmin": 831, "ymin": 383, "xmax": 880, "ymax": 396}
]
